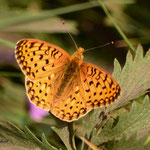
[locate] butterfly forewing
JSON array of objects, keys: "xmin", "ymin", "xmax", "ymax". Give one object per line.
[
  {"xmin": 80, "ymin": 63, "xmax": 121, "ymax": 108},
  {"xmin": 15, "ymin": 39, "xmax": 70, "ymax": 81}
]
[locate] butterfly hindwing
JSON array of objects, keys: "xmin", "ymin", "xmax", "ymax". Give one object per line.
[
  {"xmin": 25, "ymin": 66, "xmax": 66, "ymax": 111},
  {"xmin": 51, "ymin": 79, "xmax": 91, "ymax": 122},
  {"xmin": 80, "ymin": 63, "xmax": 121, "ymax": 108}
]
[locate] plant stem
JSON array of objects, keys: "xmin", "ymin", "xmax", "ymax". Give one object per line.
[
  {"xmin": 98, "ymin": 0, "xmax": 136, "ymax": 53},
  {"xmin": 0, "ymin": 72, "xmax": 23, "ymax": 77},
  {"xmin": 0, "ymin": 38, "xmax": 15, "ymax": 48}
]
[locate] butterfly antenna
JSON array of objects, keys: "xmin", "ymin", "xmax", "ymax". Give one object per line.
[
  {"xmin": 84, "ymin": 41, "xmax": 114, "ymax": 53},
  {"xmin": 63, "ymin": 21, "xmax": 79, "ymax": 50}
]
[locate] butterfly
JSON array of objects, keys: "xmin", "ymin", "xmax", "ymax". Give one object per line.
[{"xmin": 15, "ymin": 39, "xmax": 121, "ymax": 122}]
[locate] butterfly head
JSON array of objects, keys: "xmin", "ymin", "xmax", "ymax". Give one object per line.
[
  {"xmin": 72, "ymin": 47, "xmax": 84, "ymax": 59},
  {"xmin": 70, "ymin": 47, "xmax": 84, "ymax": 65}
]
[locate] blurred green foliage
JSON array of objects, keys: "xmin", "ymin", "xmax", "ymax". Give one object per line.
[{"xmin": 0, "ymin": 0, "xmax": 150, "ymax": 150}]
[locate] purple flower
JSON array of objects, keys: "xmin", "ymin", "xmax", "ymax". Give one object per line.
[{"xmin": 28, "ymin": 99, "xmax": 49, "ymax": 121}]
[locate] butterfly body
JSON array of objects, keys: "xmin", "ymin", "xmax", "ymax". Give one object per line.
[
  {"xmin": 56, "ymin": 60, "xmax": 79, "ymax": 97},
  {"xmin": 53, "ymin": 48, "xmax": 84, "ymax": 102},
  {"xmin": 15, "ymin": 39, "xmax": 121, "ymax": 122}
]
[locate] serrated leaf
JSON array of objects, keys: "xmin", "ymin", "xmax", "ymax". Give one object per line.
[
  {"xmin": 91, "ymin": 96, "xmax": 150, "ymax": 145},
  {"xmin": 145, "ymin": 48, "xmax": 150, "ymax": 58},
  {"xmin": 0, "ymin": 121, "xmax": 57, "ymax": 150},
  {"xmin": 119, "ymin": 49, "xmax": 133, "ymax": 82},
  {"xmin": 106, "ymin": 134, "xmax": 150, "ymax": 150},
  {"xmin": 111, "ymin": 45, "xmax": 150, "ymax": 109},
  {"xmin": 112, "ymin": 58, "xmax": 122, "ymax": 79},
  {"xmin": 134, "ymin": 44, "xmax": 143, "ymax": 62}
]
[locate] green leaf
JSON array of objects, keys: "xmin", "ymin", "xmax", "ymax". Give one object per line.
[
  {"xmin": 111, "ymin": 45, "xmax": 150, "ymax": 109},
  {"xmin": 51, "ymin": 119, "xmax": 76, "ymax": 150},
  {"xmin": 0, "ymin": 79, "xmax": 30, "ymax": 125},
  {"xmin": 112, "ymin": 58, "xmax": 122, "ymax": 79},
  {"xmin": 145, "ymin": 135, "xmax": 150, "ymax": 145},
  {"xmin": 0, "ymin": 121, "xmax": 57, "ymax": 150},
  {"xmin": 145, "ymin": 48, "xmax": 150, "ymax": 58},
  {"xmin": 80, "ymin": 109, "xmax": 104, "ymax": 150},
  {"xmin": 0, "ymin": 1, "xmax": 99, "ymax": 29},
  {"xmin": 0, "ymin": 38, "xmax": 15, "ymax": 48},
  {"xmin": 134, "ymin": 44, "xmax": 143, "ymax": 61},
  {"xmin": 91, "ymin": 96, "xmax": 150, "ymax": 146},
  {"xmin": 82, "ymin": 109, "xmax": 103, "ymax": 138},
  {"xmin": 2, "ymin": 17, "xmax": 78, "ymax": 34},
  {"xmin": 106, "ymin": 134, "xmax": 150, "ymax": 150}
]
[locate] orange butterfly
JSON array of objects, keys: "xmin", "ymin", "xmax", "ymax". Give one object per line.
[{"xmin": 15, "ymin": 39, "xmax": 121, "ymax": 122}]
